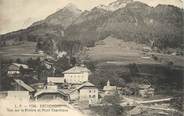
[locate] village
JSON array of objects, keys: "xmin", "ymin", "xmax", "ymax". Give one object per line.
[{"xmin": 0, "ymin": 51, "xmax": 181, "ymax": 116}]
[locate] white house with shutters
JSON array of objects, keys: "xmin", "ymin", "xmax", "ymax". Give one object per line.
[
  {"xmin": 63, "ymin": 65, "xmax": 91, "ymax": 84},
  {"xmin": 68, "ymin": 81, "xmax": 98, "ymax": 104}
]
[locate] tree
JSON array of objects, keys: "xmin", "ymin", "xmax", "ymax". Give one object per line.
[
  {"xmin": 36, "ymin": 41, "xmax": 42, "ymax": 51},
  {"xmin": 102, "ymin": 92, "xmax": 121, "ymax": 104},
  {"xmin": 84, "ymin": 61, "xmax": 96, "ymax": 72},
  {"xmin": 152, "ymin": 55, "xmax": 158, "ymax": 61},
  {"xmin": 92, "ymin": 93, "xmax": 125, "ymax": 116},
  {"xmin": 128, "ymin": 82, "xmax": 139, "ymax": 95},
  {"xmin": 54, "ymin": 56, "xmax": 70, "ymax": 76},
  {"xmin": 0, "ymin": 59, "xmax": 13, "ymax": 90},
  {"xmin": 27, "ymin": 58, "xmax": 34, "ymax": 68},
  {"xmin": 16, "ymin": 58, "xmax": 22, "ymax": 63},
  {"xmin": 168, "ymin": 61, "xmax": 174, "ymax": 66},
  {"xmin": 27, "ymin": 58, "xmax": 41, "ymax": 69},
  {"xmin": 19, "ymin": 66, "xmax": 25, "ymax": 76},
  {"xmin": 128, "ymin": 63, "xmax": 139, "ymax": 77},
  {"xmin": 170, "ymin": 96, "xmax": 183, "ymax": 111},
  {"xmin": 70, "ymin": 57, "xmax": 77, "ymax": 66}
]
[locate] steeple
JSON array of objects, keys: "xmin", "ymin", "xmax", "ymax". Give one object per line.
[{"xmin": 107, "ymin": 80, "xmax": 110, "ymax": 86}]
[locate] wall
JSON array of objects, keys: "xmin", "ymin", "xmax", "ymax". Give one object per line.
[
  {"xmin": 79, "ymin": 88, "xmax": 98, "ymax": 104},
  {"xmin": 64, "ymin": 72, "xmax": 89, "ymax": 84},
  {"xmin": 69, "ymin": 90, "xmax": 79, "ymax": 101},
  {"xmin": 37, "ymin": 93, "xmax": 68, "ymax": 101},
  {"xmin": 7, "ymin": 91, "xmax": 30, "ymax": 101}
]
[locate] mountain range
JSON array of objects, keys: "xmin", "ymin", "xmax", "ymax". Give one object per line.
[{"xmin": 0, "ymin": 0, "xmax": 183, "ymax": 56}]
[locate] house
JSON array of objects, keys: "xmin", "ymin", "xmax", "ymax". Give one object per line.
[
  {"xmin": 34, "ymin": 78, "xmax": 69, "ymax": 101},
  {"xmin": 3, "ymin": 79, "xmax": 35, "ymax": 100},
  {"xmin": 34, "ymin": 89, "xmax": 69, "ymax": 101},
  {"xmin": 78, "ymin": 82, "xmax": 98, "ymax": 104},
  {"xmin": 103, "ymin": 80, "xmax": 117, "ymax": 95},
  {"xmin": 7, "ymin": 63, "xmax": 29, "ymax": 77},
  {"xmin": 138, "ymin": 82, "xmax": 154, "ymax": 98},
  {"xmin": 13, "ymin": 79, "xmax": 35, "ymax": 93},
  {"xmin": 68, "ymin": 81, "xmax": 99, "ymax": 104},
  {"xmin": 63, "ymin": 65, "xmax": 91, "ymax": 84}
]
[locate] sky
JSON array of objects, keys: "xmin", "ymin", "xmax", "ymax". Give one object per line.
[{"xmin": 0, "ymin": 0, "xmax": 183, "ymax": 34}]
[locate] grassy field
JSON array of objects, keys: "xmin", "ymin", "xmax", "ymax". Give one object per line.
[
  {"xmin": 84, "ymin": 36, "xmax": 184, "ymax": 67},
  {"xmin": 85, "ymin": 36, "xmax": 157, "ymax": 64},
  {"xmin": 0, "ymin": 41, "xmax": 42, "ymax": 60},
  {"xmin": 87, "ymin": 36, "xmax": 143, "ymax": 59}
]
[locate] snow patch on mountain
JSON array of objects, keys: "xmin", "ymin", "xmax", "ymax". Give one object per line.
[{"xmin": 97, "ymin": 0, "xmax": 133, "ymax": 11}]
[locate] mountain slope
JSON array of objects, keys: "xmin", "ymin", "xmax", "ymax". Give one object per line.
[
  {"xmin": 65, "ymin": 7, "xmax": 111, "ymax": 44},
  {"xmin": 96, "ymin": 0, "xmax": 133, "ymax": 11},
  {"xmin": 32, "ymin": 3, "xmax": 82, "ymax": 29},
  {"xmin": 85, "ymin": 36, "xmax": 146, "ymax": 61},
  {"xmin": 0, "ymin": 1, "xmax": 183, "ymax": 56},
  {"xmin": 0, "ymin": 3, "xmax": 82, "ymax": 55},
  {"xmin": 107, "ymin": 0, "xmax": 133, "ymax": 11},
  {"xmin": 65, "ymin": 1, "xmax": 183, "ymax": 49}
]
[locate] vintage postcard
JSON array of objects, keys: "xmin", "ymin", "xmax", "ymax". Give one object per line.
[{"xmin": 0, "ymin": 0, "xmax": 183, "ymax": 116}]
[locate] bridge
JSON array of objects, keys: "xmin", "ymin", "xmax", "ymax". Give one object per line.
[{"xmin": 120, "ymin": 96, "xmax": 173, "ymax": 107}]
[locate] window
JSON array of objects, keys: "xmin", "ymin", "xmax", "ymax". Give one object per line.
[
  {"xmin": 93, "ymin": 95, "xmax": 95, "ymax": 98},
  {"xmin": 89, "ymin": 95, "xmax": 91, "ymax": 98},
  {"xmin": 89, "ymin": 90, "xmax": 91, "ymax": 93}
]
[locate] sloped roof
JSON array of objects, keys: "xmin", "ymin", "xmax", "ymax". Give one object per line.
[
  {"xmin": 47, "ymin": 77, "xmax": 64, "ymax": 83},
  {"xmin": 14, "ymin": 79, "xmax": 35, "ymax": 92},
  {"xmin": 63, "ymin": 66, "xmax": 90, "ymax": 74},
  {"xmin": 76, "ymin": 81, "xmax": 96, "ymax": 90},
  {"xmin": 70, "ymin": 81, "xmax": 97, "ymax": 93},
  {"xmin": 12, "ymin": 63, "xmax": 29, "ymax": 69},
  {"xmin": 59, "ymin": 89, "xmax": 72, "ymax": 95},
  {"xmin": 34, "ymin": 89, "xmax": 68, "ymax": 97}
]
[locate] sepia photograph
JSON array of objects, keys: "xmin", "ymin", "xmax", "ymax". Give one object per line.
[{"xmin": 0, "ymin": 0, "xmax": 183, "ymax": 116}]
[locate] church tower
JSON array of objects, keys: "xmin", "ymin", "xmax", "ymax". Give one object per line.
[{"xmin": 107, "ymin": 80, "xmax": 110, "ymax": 86}]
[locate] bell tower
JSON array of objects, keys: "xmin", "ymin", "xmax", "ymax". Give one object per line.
[{"xmin": 107, "ymin": 80, "xmax": 110, "ymax": 86}]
